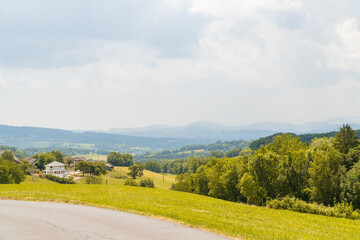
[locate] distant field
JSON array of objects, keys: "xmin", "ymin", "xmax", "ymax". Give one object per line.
[
  {"xmin": 110, "ymin": 167, "xmax": 176, "ymax": 189},
  {"xmin": 1, "ymin": 176, "xmax": 360, "ymax": 240},
  {"xmin": 75, "ymin": 167, "xmax": 176, "ymax": 190},
  {"xmin": 75, "ymin": 154, "xmax": 108, "ymax": 161}
]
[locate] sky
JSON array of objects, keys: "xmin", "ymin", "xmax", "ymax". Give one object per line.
[{"xmin": 1, "ymin": 0, "xmax": 360, "ymax": 130}]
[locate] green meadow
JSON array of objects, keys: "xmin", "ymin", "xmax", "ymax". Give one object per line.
[{"xmin": 1, "ymin": 175, "xmax": 360, "ymax": 240}]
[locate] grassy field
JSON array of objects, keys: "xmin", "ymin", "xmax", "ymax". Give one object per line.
[
  {"xmin": 76, "ymin": 167, "xmax": 176, "ymax": 189},
  {"xmin": 75, "ymin": 154, "xmax": 108, "ymax": 161},
  {"xmin": 1, "ymin": 176, "xmax": 360, "ymax": 240}
]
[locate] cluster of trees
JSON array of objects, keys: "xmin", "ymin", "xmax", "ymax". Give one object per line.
[
  {"xmin": 0, "ymin": 156, "xmax": 25, "ymax": 184},
  {"xmin": 247, "ymin": 130, "xmax": 354, "ymax": 150},
  {"xmin": 144, "ymin": 152, "xmax": 253, "ymax": 175},
  {"xmin": 144, "ymin": 157, "xmax": 211, "ymax": 175},
  {"xmin": 76, "ymin": 161, "xmax": 107, "ymax": 176},
  {"xmin": 35, "ymin": 150, "xmax": 65, "ymax": 170},
  {"xmin": 107, "ymin": 152, "xmax": 134, "ymax": 166},
  {"xmin": 0, "ymin": 146, "xmax": 25, "ymax": 159},
  {"xmin": 171, "ymin": 125, "xmax": 360, "ymax": 210}
]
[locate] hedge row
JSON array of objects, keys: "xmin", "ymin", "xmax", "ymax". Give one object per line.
[{"xmin": 267, "ymin": 196, "xmax": 360, "ymax": 220}]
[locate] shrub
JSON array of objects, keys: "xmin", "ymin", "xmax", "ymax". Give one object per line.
[
  {"xmin": 110, "ymin": 171, "xmax": 128, "ymax": 179},
  {"xmin": 267, "ymin": 196, "xmax": 360, "ymax": 220},
  {"xmin": 0, "ymin": 158, "xmax": 25, "ymax": 184},
  {"xmin": 124, "ymin": 179, "xmax": 138, "ymax": 186},
  {"xmin": 85, "ymin": 176, "xmax": 103, "ymax": 184},
  {"xmin": 139, "ymin": 178, "xmax": 155, "ymax": 188},
  {"xmin": 45, "ymin": 174, "xmax": 75, "ymax": 184}
]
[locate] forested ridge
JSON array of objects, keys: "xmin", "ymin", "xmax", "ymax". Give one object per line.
[
  {"xmin": 135, "ymin": 139, "xmax": 249, "ymax": 161},
  {"xmin": 248, "ymin": 130, "xmax": 360, "ymax": 150}
]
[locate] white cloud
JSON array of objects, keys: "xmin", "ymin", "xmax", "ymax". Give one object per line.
[
  {"xmin": 1, "ymin": 1, "xmax": 360, "ymax": 129},
  {"xmin": 324, "ymin": 18, "xmax": 360, "ymax": 72},
  {"xmin": 30, "ymin": 80, "xmax": 43, "ymax": 89},
  {"xmin": 0, "ymin": 75, "xmax": 8, "ymax": 89},
  {"xmin": 189, "ymin": 0, "xmax": 302, "ymax": 18}
]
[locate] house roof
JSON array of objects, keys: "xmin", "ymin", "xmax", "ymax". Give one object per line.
[
  {"xmin": 46, "ymin": 161, "xmax": 65, "ymax": 167},
  {"xmin": 0, "ymin": 150, "xmax": 21, "ymax": 163},
  {"xmin": 24, "ymin": 157, "xmax": 38, "ymax": 164}
]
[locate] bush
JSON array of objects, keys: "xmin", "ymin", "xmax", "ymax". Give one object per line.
[
  {"xmin": 110, "ymin": 171, "xmax": 128, "ymax": 179},
  {"xmin": 0, "ymin": 159, "xmax": 25, "ymax": 184},
  {"xmin": 267, "ymin": 196, "xmax": 360, "ymax": 220},
  {"xmin": 139, "ymin": 178, "xmax": 155, "ymax": 188},
  {"xmin": 45, "ymin": 174, "xmax": 75, "ymax": 184},
  {"xmin": 124, "ymin": 179, "xmax": 138, "ymax": 186},
  {"xmin": 85, "ymin": 176, "xmax": 103, "ymax": 184}
]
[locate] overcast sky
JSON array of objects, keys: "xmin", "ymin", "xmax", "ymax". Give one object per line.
[{"xmin": 1, "ymin": 0, "xmax": 360, "ymax": 130}]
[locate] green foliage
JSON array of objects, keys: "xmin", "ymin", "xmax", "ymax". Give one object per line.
[
  {"xmin": 107, "ymin": 152, "xmax": 134, "ymax": 166},
  {"xmin": 44, "ymin": 174, "xmax": 75, "ymax": 184},
  {"xmin": 76, "ymin": 161, "xmax": 107, "ymax": 176},
  {"xmin": 0, "ymin": 158, "xmax": 26, "ymax": 184},
  {"xmin": 127, "ymin": 164, "xmax": 145, "ymax": 179},
  {"xmin": 334, "ymin": 124, "xmax": 360, "ymax": 154},
  {"xmin": 344, "ymin": 161, "xmax": 360, "ymax": 210},
  {"xmin": 238, "ymin": 173, "xmax": 264, "ymax": 205},
  {"xmin": 249, "ymin": 132, "xmax": 340, "ymax": 150},
  {"xmin": 308, "ymin": 138, "xmax": 345, "ymax": 205},
  {"xmin": 345, "ymin": 147, "xmax": 360, "ymax": 170},
  {"xmin": 136, "ymin": 140, "xmax": 249, "ymax": 161},
  {"xmin": 85, "ymin": 176, "xmax": 103, "ymax": 184},
  {"xmin": 0, "ymin": 150, "xmax": 15, "ymax": 161},
  {"xmin": 144, "ymin": 160, "xmax": 161, "ymax": 173},
  {"xmin": 210, "ymin": 151, "xmax": 224, "ymax": 158},
  {"xmin": 36, "ymin": 152, "xmax": 56, "ymax": 170},
  {"xmin": 225, "ymin": 148, "xmax": 242, "ymax": 157},
  {"xmin": 139, "ymin": 178, "xmax": 155, "ymax": 188},
  {"xmin": 52, "ymin": 150, "xmax": 64, "ymax": 163},
  {"xmin": 267, "ymin": 196, "xmax": 360, "ymax": 220},
  {"xmin": 110, "ymin": 171, "xmax": 128, "ymax": 179},
  {"xmin": 172, "ymin": 157, "xmax": 246, "ymax": 202},
  {"xmin": 124, "ymin": 179, "xmax": 138, "ymax": 186}
]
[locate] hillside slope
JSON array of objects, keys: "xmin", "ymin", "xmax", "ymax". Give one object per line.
[{"xmin": 1, "ymin": 182, "xmax": 359, "ymax": 240}]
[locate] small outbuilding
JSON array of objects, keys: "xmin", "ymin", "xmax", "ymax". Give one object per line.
[{"xmin": 105, "ymin": 163, "xmax": 114, "ymax": 171}]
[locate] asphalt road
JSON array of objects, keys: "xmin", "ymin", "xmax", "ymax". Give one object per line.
[{"xmin": 0, "ymin": 200, "xmax": 230, "ymax": 240}]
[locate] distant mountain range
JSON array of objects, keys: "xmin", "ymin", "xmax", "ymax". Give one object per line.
[
  {"xmin": 1, "ymin": 120, "xmax": 359, "ymax": 155},
  {"xmin": 104, "ymin": 121, "xmax": 360, "ymax": 141},
  {"xmin": 0, "ymin": 125, "xmax": 209, "ymax": 154}
]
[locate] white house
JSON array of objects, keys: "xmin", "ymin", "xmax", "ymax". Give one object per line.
[{"xmin": 44, "ymin": 161, "xmax": 69, "ymax": 178}]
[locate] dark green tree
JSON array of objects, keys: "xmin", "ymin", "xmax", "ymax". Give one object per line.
[
  {"xmin": 107, "ymin": 152, "xmax": 124, "ymax": 166},
  {"xmin": 36, "ymin": 152, "xmax": 56, "ymax": 170},
  {"xmin": 309, "ymin": 140, "xmax": 345, "ymax": 206},
  {"xmin": 0, "ymin": 158, "xmax": 25, "ymax": 184},
  {"xmin": 145, "ymin": 160, "xmax": 161, "ymax": 173},
  {"xmin": 76, "ymin": 161, "xmax": 90, "ymax": 176},
  {"xmin": 334, "ymin": 124, "xmax": 360, "ymax": 154},
  {"xmin": 127, "ymin": 164, "xmax": 145, "ymax": 179},
  {"xmin": 52, "ymin": 150, "xmax": 64, "ymax": 163},
  {"xmin": 1, "ymin": 150, "xmax": 15, "ymax": 161},
  {"xmin": 344, "ymin": 161, "xmax": 360, "ymax": 209},
  {"xmin": 225, "ymin": 148, "xmax": 242, "ymax": 158}
]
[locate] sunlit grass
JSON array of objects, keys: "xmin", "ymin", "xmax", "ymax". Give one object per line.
[{"xmin": 1, "ymin": 176, "xmax": 360, "ymax": 240}]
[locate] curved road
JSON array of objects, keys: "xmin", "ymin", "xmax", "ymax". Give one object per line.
[{"xmin": 0, "ymin": 200, "xmax": 229, "ymax": 240}]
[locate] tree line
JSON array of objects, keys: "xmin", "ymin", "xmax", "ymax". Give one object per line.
[
  {"xmin": 170, "ymin": 124, "xmax": 360, "ymax": 210},
  {"xmin": 135, "ymin": 140, "xmax": 249, "ymax": 161}
]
